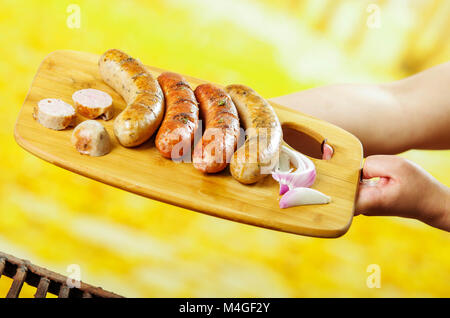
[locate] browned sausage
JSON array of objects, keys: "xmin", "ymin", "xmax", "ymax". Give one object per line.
[
  {"xmin": 225, "ymin": 84, "xmax": 282, "ymax": 184},
  {"xmin": 98, "ymin": 49, "xmax": 164, "ymax": 147},
  {"xmin": 193, "ymin": 84, "xmax": 240, "ymax": 173},
  {"xmin": 155, "ymin": 72, "xmax": 199, "ymax": 159}
]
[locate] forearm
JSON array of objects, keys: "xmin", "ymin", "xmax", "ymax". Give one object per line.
[
  {"xmin": 420, "ymin": 183, "xmax": 450, "ymax": 232},
  {"xmin": 388, "ymin": 62, "xmax": 450, "ymax": 151},
  {"xmin": 270, "ymin": 62, "xmax": 450, "ymax": 156},
  {"xmin": 270, "ymin": 83, "xmax": 406, "ymax": 156}
]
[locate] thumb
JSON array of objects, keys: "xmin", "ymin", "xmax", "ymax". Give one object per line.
[
  {"xmin": 355, "ymin": 155, "xmax": 395, "ymax": 215},
  {"xmin": 361, "ymin": 155, "xmax": 397, "ymax": 180}
]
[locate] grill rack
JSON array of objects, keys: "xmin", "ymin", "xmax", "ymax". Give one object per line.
[{"xmin": 0, "ymin": 251, "xmax": 123, "ymax": 298}]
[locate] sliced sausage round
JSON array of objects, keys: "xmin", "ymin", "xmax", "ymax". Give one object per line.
[
  {"xmin": 71, "ymin": 120, "xmax": 111, "ymax": 156},
  {"xmin": 33, "ymin": 98, "xmax": 76, "ymax": 130},
  {"xmin": 72, "ymin": 88, "xmax": 114, "ymax": 120}
]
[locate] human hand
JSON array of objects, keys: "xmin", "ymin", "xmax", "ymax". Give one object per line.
[{"xmin": 355, "ymin": 155, "xmax": 450, "ymax": 231}]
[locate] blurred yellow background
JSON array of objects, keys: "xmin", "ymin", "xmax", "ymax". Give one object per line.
[{"xmin": 0, "ymin": 0, "xmax": 449, "ymax": 297}]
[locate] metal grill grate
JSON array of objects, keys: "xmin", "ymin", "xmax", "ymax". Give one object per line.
[{"xmin": 0, "ymin": 251, "xmax": 123, "ymax": 298}]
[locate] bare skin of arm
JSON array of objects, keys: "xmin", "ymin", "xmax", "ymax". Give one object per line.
[
  {"xmin": 269, "ymin": 62, "xmax": 450, "ymax": 231},
  {"xmin": 270, "ymin": 62, "xmax": 450, "ymax": 156}
]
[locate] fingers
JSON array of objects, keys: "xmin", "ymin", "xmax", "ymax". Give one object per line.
[
  {"xmin": 321, "ymin": 139, "xmax": 334, "ymax": 160},
  {"xmin": 355, "ymin": 155, "xmax": 401, "ymax": 216},
  {"xmin": 361, "ymin": 155, "xmax": 401, "ymax": 179}
]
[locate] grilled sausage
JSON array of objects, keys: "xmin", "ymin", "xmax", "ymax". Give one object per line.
[
  {"xmin": 225, "ymin": 84, "xmax": 282, "ymax": 184},
  {"xmin": 193, "ymin": 84, "xmax": 240, "ymax": 173},
  {"xmin": 155, "ymin": 72, "xmax": 199, "ymax": 159},
  {"xmin": 98, "ymin": 49, "xmax": 164, "ymax": 147}
]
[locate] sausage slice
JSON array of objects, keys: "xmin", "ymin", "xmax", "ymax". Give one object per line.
[
  {"xmin": 71, "ymin": 120, "xmax": 111, "ymax": 156},
  {"xmin": 33, "ymin": 98, "xmax": 75, "ymax": 130},
  {"xmin": 72, "ymin": 88, "xmax": 114, "ymax": 120}
]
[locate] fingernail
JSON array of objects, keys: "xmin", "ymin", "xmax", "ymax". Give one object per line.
[{"xmin": 321, "ymin": 139, "xmax": 334, "ymax": 160}]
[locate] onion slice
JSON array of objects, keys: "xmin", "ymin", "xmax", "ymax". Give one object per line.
[
  {"xmin": 272, "ymin": 145, "xmax": 316, "ymax": 195},
  {"xmin": 279, "ymin": 187, "xmax": 331, "ymax": 209},
  {"xmin": 272, "ymin": 145, "xmax": 331, "ymax": 208}
]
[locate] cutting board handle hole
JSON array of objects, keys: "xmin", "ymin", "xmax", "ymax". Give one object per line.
[{"xmin": 281, "ymin": 125, "xmax": 325, "ymax": 159}]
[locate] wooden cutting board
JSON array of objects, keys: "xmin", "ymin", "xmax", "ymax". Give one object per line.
[{"xmin": 14, "ymin": 50, "xmax": 363, "ymax": 238}]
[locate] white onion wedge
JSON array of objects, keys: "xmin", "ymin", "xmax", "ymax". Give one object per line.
[{"xmin": 279, "ymin": 187, "xmax": 331, "ymax": 209}]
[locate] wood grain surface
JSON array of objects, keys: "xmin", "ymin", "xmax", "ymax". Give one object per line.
[{"xmin": 14, "ymin": 50, "xmax": 363, "ymax": 238}]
